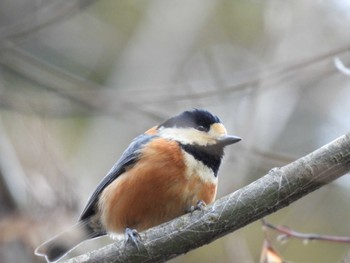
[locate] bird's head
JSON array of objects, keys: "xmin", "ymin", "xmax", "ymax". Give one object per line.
[{"xmin": 156, "ymin": 109, "xmax": 241, "ymax": 148}]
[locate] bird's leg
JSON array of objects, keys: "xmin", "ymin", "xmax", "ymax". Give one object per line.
[
  {"xmin": 124, "ymin": 228, "xmax": 142, "ymax": 249},
  {"xmin": 186, "ymin": 200, "xmax": 206, "ymax": 214}
]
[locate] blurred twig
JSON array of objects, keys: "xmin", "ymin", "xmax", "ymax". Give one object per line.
[
  {"xmin": 0, "ymin": 43, "xmax": 166, "ymax": 121},
  {"xmin": 0, "ymin": 0, "xmax": 99, "ymax": 41},
  {"xmin": 1, "ymin": 42, "xmax": 349, "ymax": 120},
  {"xmin": 160, "ymin": 44, "xmax": 350, "ymax": 101},
  {"xmin": 262, "ymin": 219, "xmax": 350, "ymax": 244},
  {"xmin": 65, "ymin": 133, "xmax": 350, "ymax": 263}
]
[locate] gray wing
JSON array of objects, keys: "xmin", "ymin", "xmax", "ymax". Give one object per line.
[{"xmin": 79, "ymin": 134, "xmax": 156, "ymax": 221}]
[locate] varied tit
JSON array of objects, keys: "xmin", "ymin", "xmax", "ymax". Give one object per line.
[{"xmin": 35, "ymin": 109, "xmax": 241, "ymax": 262}]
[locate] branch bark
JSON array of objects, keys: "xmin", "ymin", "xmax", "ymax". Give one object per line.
[{"xmin": 65, "ymin": 133, "xmax": 350, "ymax": 263}]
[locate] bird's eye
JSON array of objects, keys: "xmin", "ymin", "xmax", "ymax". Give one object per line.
[{"xmin": 196, "ymin": 125, "xmax": 207, "ymax": 132}]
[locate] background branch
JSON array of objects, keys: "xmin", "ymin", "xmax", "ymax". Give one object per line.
[
  {"xmin": 261, "ymin": 219, "xmax": 350, "ymax": 243},
  {"xmin": 0, "ymin": 0, "xmax": 99, "ymax": 41},
  {"xmin": 65, "ymin": 133, "xmax": 350, "ymax": 263}
]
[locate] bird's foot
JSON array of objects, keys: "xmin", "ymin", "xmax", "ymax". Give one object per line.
[
  {"xmin": 187, "ymin": 200, "xmax": 206, "ymax": 214},
  {"xmin": 124, "ymin": 228, "xmax": 142, "ymax": 249}
]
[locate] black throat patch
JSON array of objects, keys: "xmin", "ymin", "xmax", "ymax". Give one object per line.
[{"xmin": 180, "ymin": 143, "xmax": 224, "ymax": 176}]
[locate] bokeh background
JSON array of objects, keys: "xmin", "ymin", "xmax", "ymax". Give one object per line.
[{"xmin": 1, "ymin": 0, "xmax": 350, "ymax": 262}]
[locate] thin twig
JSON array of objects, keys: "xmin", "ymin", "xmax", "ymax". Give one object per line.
[{"xmin": 262, "ymin": 219, "xmax": 350, "ymax": 244}]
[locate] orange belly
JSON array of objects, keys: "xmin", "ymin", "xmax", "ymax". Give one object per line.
[{"xmin": 98, "ymin": 139, "xmax": 217, "ymax": 233}]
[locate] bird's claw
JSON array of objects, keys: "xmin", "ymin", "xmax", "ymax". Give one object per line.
[
  {"xmin": 124, "ymin": 228, "xmax": 142, "ymax": 249},
  {"xmin": 187, "ymin": 200, "xmax": 206, "ymax": 214}
]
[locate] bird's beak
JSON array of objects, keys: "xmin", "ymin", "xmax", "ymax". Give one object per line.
[{"xmin": 216, "ymin": 135, "xmax": 242, "ymax": 147}]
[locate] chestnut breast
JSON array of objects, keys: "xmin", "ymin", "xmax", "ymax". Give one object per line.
[{"xmin": 98, "ymin": 138, "xmax": 218, "ymax": 233}]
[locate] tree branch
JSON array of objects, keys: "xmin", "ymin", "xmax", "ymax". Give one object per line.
[{"xmin": 65, "ymin": 133, "xmax": 350, "ymax": 263}]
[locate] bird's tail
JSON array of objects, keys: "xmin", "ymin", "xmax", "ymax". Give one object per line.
[{"xmin": 35, "ymin": 219, "xmax": 105, "ymax": 262}]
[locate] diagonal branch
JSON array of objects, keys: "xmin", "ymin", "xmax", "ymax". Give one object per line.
[{"xmin": 65, "ymin": 133, "xmax": 350, "ymax": 263}]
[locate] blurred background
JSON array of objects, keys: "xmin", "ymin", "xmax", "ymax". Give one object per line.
[{"xmin": 1, "ymin": 0, "xmax": 350, "ymax": 262}]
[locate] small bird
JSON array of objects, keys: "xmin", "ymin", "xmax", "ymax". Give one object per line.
[{"xmin": 35, "ymin": 109, "xmax": 241, "ymax": 262}]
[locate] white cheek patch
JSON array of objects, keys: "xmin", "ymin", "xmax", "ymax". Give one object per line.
[
  {"xmin": 182, "ymin": 151, "xmax": 218, "ymax": 184},
  {"xmin": 158, "ymin": 127, "xmax": 216, "ymax": 146}
]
